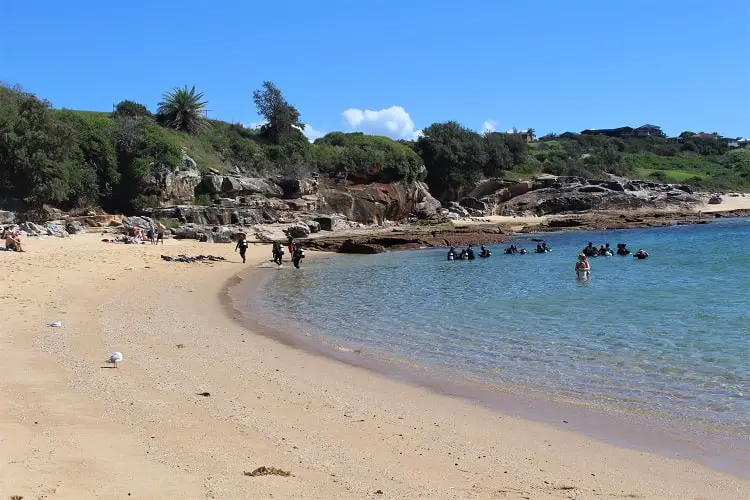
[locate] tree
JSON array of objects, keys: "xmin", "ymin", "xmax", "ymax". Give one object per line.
[
  {"xmin": 156, "ymin": 85, "xmax": 207, "ymax": 134},
  {"xmin": 417, "ymin": 122, "xmax": 488, "ymax": 198},
  {"xmin": 0, "ymin": 85, "xmax": 76, "ymax": 207},
  {"xmin": 113, "ymin": 100, "xmax": 152, "ymax": 119},
  {"xmin": 252, "ymin": 81, "xmax": 303, "ymax": 144}
]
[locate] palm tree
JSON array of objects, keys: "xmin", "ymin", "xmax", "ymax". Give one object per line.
[{"xmin": 156, "ymin": 85, "xmax": 208, "ymax": 134}]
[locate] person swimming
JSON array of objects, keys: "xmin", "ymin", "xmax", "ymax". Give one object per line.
[
  {"xmin": 616, "ymin": 243, "xmax": 631, "ymax": 256},
  {"xmin": 634, "ymin": 248, "xmax": 649, "ymax": 260},
  {"xmin": 575, "ymin": 253, "xmax": 591, "ymax": 280},
  {"xmin": 582, "ymin": 242, "xmax": 598, "ymax": 257},
  {"xmin": 447, "ymin": 246, "xmax": 457, "ymax": 261}
]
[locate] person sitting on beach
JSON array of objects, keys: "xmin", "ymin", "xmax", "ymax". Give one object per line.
[
  {"xmin": 5, "ymin": 229, "xmax": 23, "ymax": 252},
  {"xmin": 235, "ymin": 233, "xmax": 249, "ymax": 263},
  {"xmin": 634, "ymin": 248, "xmax": 649, "ymax": 260},
  {"xmin": 575, "ymin": 254, "xmax": 591, "ymax": 280},
  {"xmin": 447, "ymin": 246, "xmax": 457, "ymax": 260}
]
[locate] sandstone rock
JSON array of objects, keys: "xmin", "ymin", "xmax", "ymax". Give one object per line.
[
  {"xmin": 201, "ymin": 175, "xmax": 224, "ymax": 194},
  {"xmin": 19, "ymin": 221, "xmax": 45, "ymax": 236},
  {"xmin": 304, "ymin": 220, "xmax": 321, "ymax": 233},
  {"xmin": 65, "ymin": 220, "xmax": 85, "ymax": 234},
  {"xmin": 210, "ymin": 226, "xmax": 234, "ymax": 243},
  {"xmin": 279, "ymin": 178, "xmax": 318, "ymax": 198},
  {"xmin": 0, "ymin": 210, "xmax": 16, "ymax": 224},
  {"xmin": 459, "ymin": 197, "xmax": 488, "ymax": 212},
  {"xmin": 314, "ymin": 215, "xmax": 345, "ymax": 231},
  {"xmin": 579, "ymin": 185, "xmax": 610, "ymax": 193},
  {"xmin": 708, "ymin": 195, "xmax": 722, "ymax": 204},
  {"xmin": 122, "ymin": 216, "xmax": 155, "ymax": 230},
  {"xmin": 339, "ymin": 239, "xmax": 386, "ymax": 254},
  {"xmin": 285, "ymin": 224, "xmax": 311, "ymax": 239}
]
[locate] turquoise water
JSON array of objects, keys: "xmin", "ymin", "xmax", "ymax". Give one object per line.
[{"xmin": 256, "ymin": 219, "xmax": 750, "ymax": 436}]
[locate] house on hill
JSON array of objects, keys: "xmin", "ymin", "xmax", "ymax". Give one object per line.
[
  {"xmin": 581, "ymin": 124, "xmax": 664, "ymax": 139},
  {"xmin": 692, "ymin": 132, "xmax": 720, "ymax": 139},
  {"xmin": 634, "ymin": 124, "xmax": 663, "ymax": 137}
]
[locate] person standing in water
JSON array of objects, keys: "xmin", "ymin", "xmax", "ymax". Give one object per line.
[
  {"xmin": 235, "ymin": 233, "xmax": 249, "ymax": 263},
  {"xmin": 575, "ymin": 253, "xmax": 591, "ymax": 280}
]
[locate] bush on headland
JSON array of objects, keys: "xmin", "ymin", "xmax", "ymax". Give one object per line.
[{"xmin": 0, "ymin": 81, "xmax": 746, "ymax": 217}]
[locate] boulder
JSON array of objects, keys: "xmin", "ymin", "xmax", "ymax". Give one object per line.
[
  {"xmin": 285, "ymin": 224, "xmax": 311, "ymax": 239},
  {"xmin": 19, "ymin": 221, "xmax": 45, "ymax": 236},
  {"xmin": 201, "ymin": 175, "xmax": 224, "ymax": 194},
  {"xmin": 314, "ymin": 215, "xmax": 345, "ymax": 231},
  {"xmin": 278, "ymin": 178, "xmax": 318, "ymax": 198},
  {"xmin": 708, "ymin": 195, "xmax": 723, "ymax": 205},
  {"xmin": 459, "ymin": 197, "xmax": 488, "ymax": 212},
  {"xmin": 304, "ymin": 220, "xmax": 321, "ymax": 233},
  {"xmin": 123, "ymin": 216, "xmax": 155, "ymax": 230},
  {"xmin": 173, "ymin": 223, "xmax": 202, "ymax": 240},
  {"xmin": 211, "ymin": 226, "xmax": 235, "ymax": 243},
  {"xmin": 0, "ymin": 210, "xmax": 16, "ymax": 225},
  {"xmin": 339, "ymin": 239, "xmax": 386, "ymax": 254},
  {"xmin": 65, "ymin": 220, "xmax": 85, "ymax": 234}
]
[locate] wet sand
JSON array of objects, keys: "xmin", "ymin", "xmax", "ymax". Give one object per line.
[{"xmin": 1, "ymin": 233, "xmax": 748, "ymax": 499}]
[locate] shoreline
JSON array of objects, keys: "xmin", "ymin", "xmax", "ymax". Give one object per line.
[
  {"xmin": 227, "ymin": 254, "xmax": 750, "ymax": 480},
  {"xmin": 1, "ymin": 233, "xmax": 748, "ymax": 498}
]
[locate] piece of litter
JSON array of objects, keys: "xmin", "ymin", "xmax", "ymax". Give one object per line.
[
  {"xmin": 196, "ymin": 392, "xmax": 211, "ymax": 397},
  {"xmin": 48, "ymin": 321, "xmax": 62, "ymax": 327}
]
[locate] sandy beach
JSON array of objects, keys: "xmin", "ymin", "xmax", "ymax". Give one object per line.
[{"xmin": 1, "ymin": 233, "xmax": 749, "ymax": 499}]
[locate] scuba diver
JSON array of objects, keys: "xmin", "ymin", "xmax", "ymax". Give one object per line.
[
  {"xmin": 466, "ymin": 245, "xmax": 476, "ymax": 260},
  {"xmin": 479, "ymin": 245, "xmax": 492, "ymax": 258},
  {"xmin": 634, "ymin": 248, "xmax": 649, "ymax": 260},
  {"xmin": 447, "ymin": 246, "xmax": 457, "ymax": 261},
  {"xmin": 616, "ymin": 243, "xmax": 631, "ymax": 256},
  {"xmin": 535, "ymin": 243, "xmax": 545, "ymax": 254},
  {"xmin": 292, "ymin": 245, "xmax": 306, "ymax": 268},
  {"xmin": 272, "ymin": 241, "xmax": 284, "ymax": 266},
  {"xmin": 519, "ymin": 248, "xmax": 528, "ymax": 255},
  {"xmin": 542, "ymin": 242, "xmax": 551, "ymax": 252},
  {"xmin": 598, "ymin": 243, "xmax": 613, "ymax": 256},
  {"xmin": 459, "ymin": 249, "xmax": 469, "ymax": 260},
  {"xmin": 582, "ymin": 242, "xmax": 598, "ymax": 257},
  {"xmin": 504, "ymin": 244, "xmax": 517, "ymax": 255}
]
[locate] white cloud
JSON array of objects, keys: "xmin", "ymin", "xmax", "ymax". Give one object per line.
[
  {"xmin": 342, "ymin": 106, "xmax": 420, "ymax": 140},
  {"xmin": 301, "ymin": 124, "xmax": 325, "ymax": 142},
  {"xmin": 482, "ymin": 120, "xmax": 497, "ymax": 133}
]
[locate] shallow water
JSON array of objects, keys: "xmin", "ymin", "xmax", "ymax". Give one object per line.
[{"xmin": 255, "ymin": 219, "xmax": 750, "ymax": 436}]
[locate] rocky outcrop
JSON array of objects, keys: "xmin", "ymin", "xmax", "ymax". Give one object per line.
[
  {"xmin": 65, "ymin": 220, "xmax": 85, "ymax": 234},
  {"xmin": 457, "ymin": 175, "xmax": 702, "ymax": 216},
  {"xmin": 339, "ymin": 239, "xmax": 386, "ymax": 254},
  {"xmin": 319, "ymin": 180, "xmax": 441, "ymax": 224}
]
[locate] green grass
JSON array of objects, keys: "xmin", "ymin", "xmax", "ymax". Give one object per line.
[{"xmin": 635, "ymin": 167, "xmax": 709, "ymax": 182}]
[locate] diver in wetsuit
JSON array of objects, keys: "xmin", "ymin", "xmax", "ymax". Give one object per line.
[
  {"xmin": 292, "ymin": 245, "xmax": 305, "ymax": 268},
  {"xmin": 447, "ymin": 246, "xmax": 457, "ymax": 261},
  {"xmin": 466, "ymin": 245, "xmax": 476, "ymax": 260},
  {"xmin": 616, "ymin": 243, "xmax": 631, "ymax": 256},
  {"xmin": 479, "ymin": 245, "xmax": 491, "ymax": 258},
  {"xmin": 634, "ymin": 248, "xmax": 649, "ymax": 260}
]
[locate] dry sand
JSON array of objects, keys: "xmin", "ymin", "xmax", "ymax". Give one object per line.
[
  {"xmin": 1, "ymin": 233, "xmax": 748, "ymax": 499},
  {"xmin": 697, "ymin": 193, "xmax": 750, "ymax": 213}
]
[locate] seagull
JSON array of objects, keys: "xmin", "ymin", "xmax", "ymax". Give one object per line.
[{"xmin": 105, "ymin": 352, "xmax": 124, "ymax": 368}]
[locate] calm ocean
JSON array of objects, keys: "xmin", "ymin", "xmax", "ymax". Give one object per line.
[{"xmin": 254, "ymin": 219, "xmax": 750, "ymax": 437}]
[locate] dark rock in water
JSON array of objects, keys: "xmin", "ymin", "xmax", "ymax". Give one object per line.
[
  {"xmin": 547, "ymin": 218, "xmax": 584, "ymax": 228},
  {"xmin": 65, "ymin": 220, "xmax": 85, "ymax": 234},
  {"xmin": 339, "ymin": 239, "xmax": 386, "ymax": 254}
]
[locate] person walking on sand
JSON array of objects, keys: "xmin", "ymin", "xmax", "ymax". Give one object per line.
[
  {"xmin": 156, "ymin": 221, "xmax": 165, "ymax": 245},
  {"xmin": 235, "ymin": 233, "xmax": 249, "ymax": 263},
  {"xmin": 575, "ymin": 253, "xmax": 591, "ymax": 280}
]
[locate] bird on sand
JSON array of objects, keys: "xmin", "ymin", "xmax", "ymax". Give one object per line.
[{"xmin": 105, "ymin": 352, "xmax": 124, "ymax": 368}]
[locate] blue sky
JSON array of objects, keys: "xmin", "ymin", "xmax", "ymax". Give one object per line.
[{"xmin": 2, "ymin": 1, "xmax": 748, "ymax": 139}]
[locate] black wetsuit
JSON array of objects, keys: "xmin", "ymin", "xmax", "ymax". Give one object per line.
[{"xmin": 236, "ymin": 238, "xmax": 248, "ymax": 263}]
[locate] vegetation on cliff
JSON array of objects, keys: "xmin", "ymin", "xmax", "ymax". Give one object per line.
[{"xmin": 0, "ymin": 81, "xmax": 746, "ymax": 216}]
